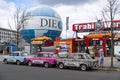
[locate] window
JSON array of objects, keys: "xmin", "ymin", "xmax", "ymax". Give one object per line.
[
  {"xmin": 52, "ymin": 54, "xmax": 59, "ymax": 58},
  {"xmin": 68, "ymin": 55, "xmax": 74, "ymax": 59},
  {"xmin": 43, "ymin": 54, "xmax": 49, "ymax": 58},
  {"xmin": 11, "ymin": 53, "xmax": 19, "ymax": 56},
  {"xmin": 96, "ymin": 40, "xmax": 100, "ymax": 45},
  {"xmin": 114, "ymin": 41, "xmax": 120, "ymax": 46},
  {"xmin": 37, "ymin": 54, "xmax": 43, "ymax": 57},
  {"xmin": 85, "ymin": 54, "xmax": 92, "ymax": 59},
  {"xmin": 21, "ymin": 52, "xmax": 28, "ymax": 56},
  {"xmin": 74, "ymin": 54, "xmax": 84, "ymax": 59},
  {"xmin": 89, "ymin": 40, "xmax": 93, "ymax": 46},
  {"xmin": 15, "ymin": 53, "xmax": 19, "ymax": 56}
]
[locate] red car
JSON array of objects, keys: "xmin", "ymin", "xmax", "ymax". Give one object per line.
[{"xmin": 25, "ymin": 52, "xmax": 59, "ymax": 68}]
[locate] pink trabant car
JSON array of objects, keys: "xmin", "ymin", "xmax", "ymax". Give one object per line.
[{"xmin": 25, "ymin": 52, "xmax": 59, "ymax": 68}]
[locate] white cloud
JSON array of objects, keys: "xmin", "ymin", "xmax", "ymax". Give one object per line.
[
  {"xmin": 54, "ymin": 0, "xmax": 105, "ymax": 38},
  {"xmin": 1, "ymin": 0, "xmax": 120, "ymax": 39},
  {"xmin": 34, "ymin": 0, "xmax": 96, "ymax": 6},
  {"xmin": 0, "ymin": 0, "xmax": 16, "ymax": 29}
]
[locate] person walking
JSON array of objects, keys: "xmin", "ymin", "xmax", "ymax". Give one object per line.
[
  {"xmin": 99, "ymin": 48, "xmax": 104, "ymax": 68},
  {"xmin": 86, "ymin": 47, "xmax": 90, "ymax": 54}
]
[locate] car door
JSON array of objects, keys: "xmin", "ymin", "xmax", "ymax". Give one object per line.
[
  {"xmin": 14, "ymin": 52, "xmax": 21, "ymax": 62},
  {"xmin": 40, "ymin": 53, "xmax": 50, "ymax": 64},
  {"xmin": 64, "ymin": 55, "xmax": 76, "ymax": 67},
  {"xmin": 7, "ymin": 53, "xmax": 17, "ymax": 62},
  {"xmin": 33, "ymin": 54, "xmax": 44, "ymax": 64}
]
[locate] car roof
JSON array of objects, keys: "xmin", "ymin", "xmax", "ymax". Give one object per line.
[
  {"xmin": 12, "ymin": 51, "xmax": 27, "ymax": 53},
  {"xmin": 72, "ymin": 53, "xmax": 87, "ymax": 54},
  {"xmin": 71, "ymin": 53, "xmax": 87, "ymax": 55},
  {"xmin": 37, "ymin": 52, "xmax": 55, "ymax": 54}
]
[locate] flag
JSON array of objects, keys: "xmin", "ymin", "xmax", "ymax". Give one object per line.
[{"xmin": 66, "ymin": 17, "xmax": 69, "ymax": 30}]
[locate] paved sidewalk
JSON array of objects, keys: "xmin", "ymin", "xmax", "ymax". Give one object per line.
[{"xmin": 96, "ymin": 57, "xmax": 120, "ymax": 68}]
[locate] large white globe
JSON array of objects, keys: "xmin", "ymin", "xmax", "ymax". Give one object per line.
[{"xmin": 20, "ymin": 6, "xmax": 62, "ymax": 43}]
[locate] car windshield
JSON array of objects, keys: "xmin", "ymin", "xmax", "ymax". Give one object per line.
[
  {"xmin": 85, "ymin": 54, "xmax": 92, "ymax": 59},
  {"xmin": 67, "ymin": 54, "xmax": 74, "ymax": 59},
  {"xmin": 60, "ymin": 49, "xmax": 68, "ymax": 52},
  {"xmin": 52, "ymin": 54, "xmax": 59, "ymax": 58},
  {"xmin": 21, "ymin": 52, "xmax": 28, "ymax": 56}
]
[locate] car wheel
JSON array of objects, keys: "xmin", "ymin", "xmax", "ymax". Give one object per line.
[
  {"xmin": 58, "ymin": 63, "xmax": 64, "ymax": 69},
  {"xmin": 80, "ymin": 64, "xmax": 87, "ymax": 71},
  {"xmin": 117, "ymin": 59, "xmax": 120, "ymax": 61},
  {"xmin": 44, "ymin": 62, "xmax": 49, "ymax": 68},
  {"xmin": 3, "ymin": 59, "xmax": 8, "ymax": 64},
  {"xmin": 28, "ymin": 61, "xmax": 32, "ymax": 66},
  {"xmin": 88, "ymin": 67, "xmax": 93, "ymax": 70},
  {"xmin": 16, "ymin": 60, "xmax": 21, "ymax": 65}
]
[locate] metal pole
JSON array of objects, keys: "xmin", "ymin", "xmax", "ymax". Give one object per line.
[{"xmin": 110, "ymin": 1, "xmax": 114, "ymax": 67}]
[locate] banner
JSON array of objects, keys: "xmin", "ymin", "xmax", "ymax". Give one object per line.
[
  {"xmin": 66, "ymin": 17, "xmax": 69, "ymax": 30},
  {"xmin": 72, "ymin": 20, "xmax": 120, "ymax": 32}
]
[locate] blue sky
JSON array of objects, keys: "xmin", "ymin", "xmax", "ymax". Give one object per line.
[{"xmin": 5, "ymin": 0, "xmax": 37, "ymax": 9}]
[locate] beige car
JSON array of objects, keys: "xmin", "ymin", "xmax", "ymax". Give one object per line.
[{"xmin": 56, "ymin": 53, "xmax": 99, "ymax": 71}]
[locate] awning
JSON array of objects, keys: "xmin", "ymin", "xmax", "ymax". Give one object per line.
[
  {"xmin": 32, "ymin": 36, "xmax": 52, "ymax": 41},
  {"xmin": 31, "ymin": 41, "xmax": 43, "ymax": 44}
]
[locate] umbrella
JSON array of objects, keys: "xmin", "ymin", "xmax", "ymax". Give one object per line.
[{"xmin": 32, "ymin": 36, "xmax": 52, "ymax": 41}]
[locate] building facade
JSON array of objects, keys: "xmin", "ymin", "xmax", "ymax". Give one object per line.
[{"xmin": 0, "ymin": 27, "xmax": 17, "ymax": 44}]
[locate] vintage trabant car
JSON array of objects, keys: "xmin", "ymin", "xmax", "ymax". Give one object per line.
[
  {"xmin": 2, "ymin": 51, "xmax": 30, "ymax": 65},
  {"xmin": 56, "ymin": 53, "xmax": 99, "ymax": 71},
  {"xmin": 25, "ymin": 52, "xmax": 59, "ymax": 68},
  {"xmin": 115, "ymin": 53, "xmax": 120, "ymax": 61}
]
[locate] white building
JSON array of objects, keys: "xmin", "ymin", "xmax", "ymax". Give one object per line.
[
  {"xmin": 0, "ymin": 27, "xmax": 31, "ymax": 54},
  {"xmin": 0, "ymin": 27, "xmax": 17, "ymax": 43}
]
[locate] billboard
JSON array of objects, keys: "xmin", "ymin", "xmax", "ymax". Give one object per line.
[{"xmin": 72, "ymin": 20, "xmax": 120, "ymax": 32}]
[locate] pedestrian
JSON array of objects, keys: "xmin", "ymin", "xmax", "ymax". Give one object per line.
[
  {"xmin": 99, "ymin": 48, "xmax": 104, "ymax": 68},
  {"xmin": 86, "ymin": 47, "xmax": 90, "ymax": 54}
]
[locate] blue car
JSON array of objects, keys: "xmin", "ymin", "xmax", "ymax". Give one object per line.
[{"xmin": 2, "ymin": 51, "xmax": 30, "ymax": 65}]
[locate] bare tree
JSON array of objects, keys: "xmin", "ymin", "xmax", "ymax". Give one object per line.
[
  {"xmin": 8, "ymin": 7, "xmax": 26, "ymax": 50},
  {"xmin": 102, "ymin": 0, "xmax": 120, "ymax": 67}
]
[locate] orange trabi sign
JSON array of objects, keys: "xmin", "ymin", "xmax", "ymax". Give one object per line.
[{"xmin": 72, "ymin": 20, "xmax": 120, "ymax": 32}]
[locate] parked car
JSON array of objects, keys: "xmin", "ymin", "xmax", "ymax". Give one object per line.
[
  {"xmin": 115, "ymin": 53, "xmax": 120, "ymax": 61},
  {"xmin": 2, "ymin": 51, "xmax": 30, "ymax": 65},
  {"xmin": 56, "ymin": 53, "xmax": 99, "ymax": 71},
  {"xmin": 25, "ymin": 52, "xmax": 59, "ymax": 68}
]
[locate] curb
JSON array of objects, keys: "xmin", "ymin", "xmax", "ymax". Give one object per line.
[{"xmin": 98, "ymin": 67, "xmax": 120, "ymax": 71}]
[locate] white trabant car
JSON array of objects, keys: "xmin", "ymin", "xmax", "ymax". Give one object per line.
[
  {"xmin": 2, "ymin": 51, "xmax": 30, "ymax": 65},
  {"xmin": 56, "ymin": 53, "xmax": 99, "ymax": 71}
]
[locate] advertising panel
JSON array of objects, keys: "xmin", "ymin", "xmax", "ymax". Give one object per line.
[{"xmin": 72, "ymin": 20, "xmax": 120, "ymax": 32}]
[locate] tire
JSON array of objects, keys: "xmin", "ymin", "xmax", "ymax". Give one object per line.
[
  {"xmin": 28, "ymin": 61, "xmax": 32, "ymax": 66},
  {"xmin": 3, "ymin": 59, "xmax": 8, "ymax": 64},
  {"xmin": 16, "ymin": 60, "xmax": 21, "ymax": 65},
  {"xmin": 80, "ymin": 64, "xmax": 87, "ymax": 71},
  {"xmin": 88, "ymin": 67, "xmax": 93, "ymax": 70},
  {"xmin": 44, "ymin": 62, "xmax": 49, "ymax": 68},
  {"xmin": 58, "ymin": 63, "xmax": 64, "ymax": 69},
  {"xmin": 24, "ymin": 58, "xmax": 27, "ymax": 64},
  {"xmin": 117, "ymin": 59, "xmax": 120, "ymax": 61}
]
